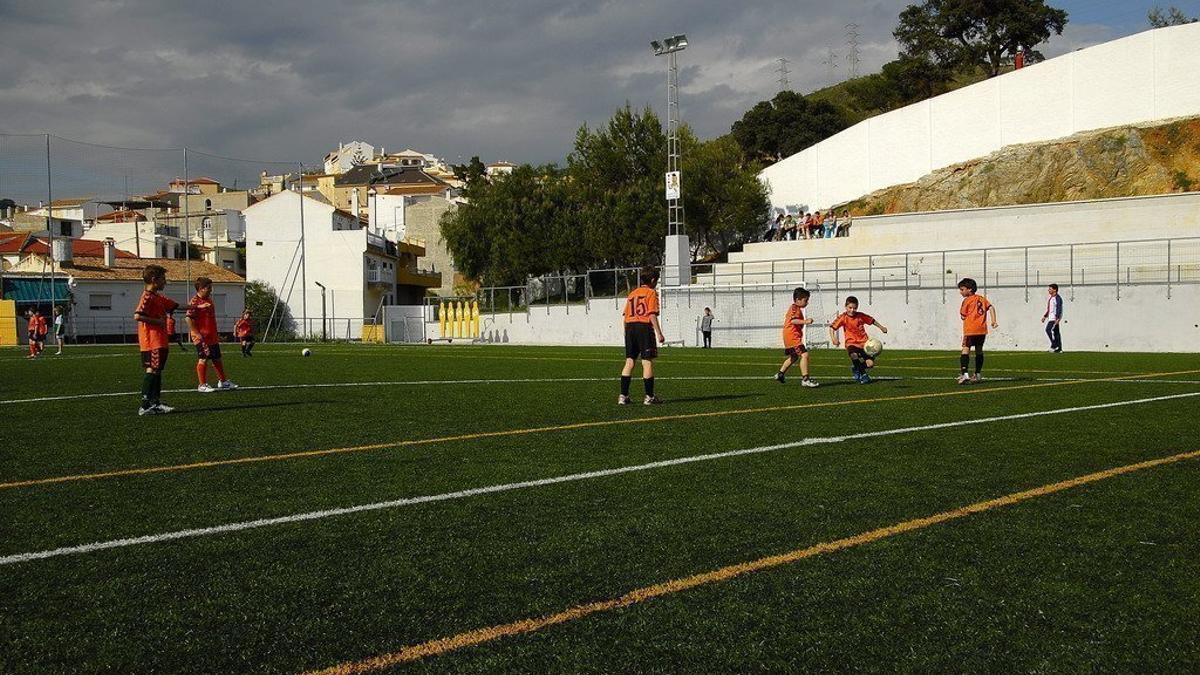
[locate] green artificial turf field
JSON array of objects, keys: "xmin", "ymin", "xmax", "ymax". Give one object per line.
[{"xmin": 1, "ymin": 343, "xmax": 1198, "ymax": 673}]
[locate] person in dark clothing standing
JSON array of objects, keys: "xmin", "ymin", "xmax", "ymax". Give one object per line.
[{"xmin": 700, "ymin": 308, "xmax": 714, "ymax": 348}]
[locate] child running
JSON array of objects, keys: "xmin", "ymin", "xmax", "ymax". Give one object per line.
[
  {"xmin": 829, "ymin": 295, "xmax": 889, "ymax": 384},
  {"xmin": 774, "ymin": 287, "xmax": 819, "ymax": 387},
  {"xmin": 234, "ymin": 310, "xmax": 255, "ymax": 356},
  {"xmin": 186, "ymin": 276, "xmax": 238, "ymax": 392},
  {"xmin": 957, "ymin": 277, "xmax": 998, "ymax": 384},
  {"xmin": 619, "ymin": 267, "xmax": 665, "ymax": 405},
  {"xmin": 133, "ymin": 264, "xmax": 179, "ymax": 415}
]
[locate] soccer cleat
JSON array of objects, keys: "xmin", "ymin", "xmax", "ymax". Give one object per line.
[
  {"xmin": 138, "ymin": 406, "xmax": 160, "ymax": 416},
  {"xmin": 971, "ymin": 374, "xmax": 982, "ymax": 384},
  {"xmin": 957, "ymin": 373, "xmax": 971, "ymax": 385},
  {"xmin": 801, "ymin": 379, "xmax": 820, "ymax": 388},
  {"xmin": 643, "ymin": 395, "xmax": 664, "ymax": 405},
  {"xmin": 774, "ymin": 371, "xmax": 786, "ymax": 384},
  {"xmin": 859, "ymin": 374, "xmax": 872, "ymax": 384},
  {"xmin": 217, "ymin": 380, "xmax": 238, "ymax": 390},
  {"xmin": 153, "ymin": 403, "xmax": 175, "ymax": 413},
  {"xmin": 618, "ymin": 394, "xmax": 631, "ymax": 405},
  {"xmin": 197, "ymin": 383, "xmax": 216, "ymax": 393},
  {"xmin": 850, "ymin": 368, "xmax": 861, "ymax": 383}
]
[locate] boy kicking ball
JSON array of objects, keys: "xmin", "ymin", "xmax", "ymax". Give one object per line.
[
  {"xmin": 186, "ymin": 276, "xmax": 238, "ymax": 393},
  {"xmin": 957, "ymin": 277, "xmax": 998, "ymax": 384},
  {"xmin": 775, "ymin": 287, "xmax": 819, "ymax": 387},
  {"xmin": 829, "ymin": 295, "xmax": 888, "ymax": 384}
]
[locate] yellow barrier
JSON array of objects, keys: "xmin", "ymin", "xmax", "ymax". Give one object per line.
[
  {"xmin": 361, "ymin": 324, "xmax": 384, "ymax": 343},
  {"xmin": 0, "ymin": 299, "xmax": 16, "ymax": 346}
]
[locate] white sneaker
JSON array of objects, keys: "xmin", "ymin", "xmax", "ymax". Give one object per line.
[
  {"xmin": 644, "ymin": 395, "xmax": 664, "ymax": 405},
  {"xmin": 217, "ymin": 380, "xmax": 238, "ymax": 390},
  {"xmin": 138, "ymin": 405, "xmax": 161, "ymax": 416},
  {"xmin": 957, "ymin": 374, "xmax": 971, "ymax": 385},
  {"xmin": 971, "ymin": 374, "xmax": 982, "ymax": 384},
  {"xmin": 801, "ymin": 379, "xmax": 820, "ymax": 388},
  {"xmin": 152, "ymin": 403, "xmax": 174, "ymax": 414},
  {"xmin": 197, "ymin": 383, "xmax": 216, "ymax": 393}
]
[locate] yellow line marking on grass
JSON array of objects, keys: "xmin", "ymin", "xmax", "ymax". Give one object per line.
[
  {"xmin": 305, "ymin": 447, "xmax": 1200, "ymax": 673},
  {"xmin": 3, "ymin": 369, "xmax": 1196, "ymax": 491}
]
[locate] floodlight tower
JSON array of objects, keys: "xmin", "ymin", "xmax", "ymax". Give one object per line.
[{"xmin": 652, "ymin": 33, "xmax": 689, "ymax": 286}]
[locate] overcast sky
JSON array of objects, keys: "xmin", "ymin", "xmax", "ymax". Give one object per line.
[{"xmin": 1, "ymin": 0, "xmax": 1196, "ymax": 171}]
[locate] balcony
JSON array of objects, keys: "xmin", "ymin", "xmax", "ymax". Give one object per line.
[
  {"xmin": 397, "ymin": 267, "xmax": 442, "ymax": 288},
  {"xmin": 365, "ymin": 268, "xmax": 390, "ymax": 285}
]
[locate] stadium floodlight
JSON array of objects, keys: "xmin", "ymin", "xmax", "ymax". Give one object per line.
[
  {"xmin": 651, "ymin": 34, "xmax": 688, "ymax": 56},
  {"xmin": 651, "ymin": 33, "xmax": 687, "ymax": 240}
]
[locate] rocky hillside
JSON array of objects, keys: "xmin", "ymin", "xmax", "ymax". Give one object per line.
[{"xmin": 844, "ymin": 117, "xmax": 1200, "ymax": 216}]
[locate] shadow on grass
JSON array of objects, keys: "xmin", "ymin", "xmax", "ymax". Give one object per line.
[
  {"xmin": 169, "ymin": 400, "xmax": 336, "ymax": 415},
  {"xmin": 664, "ymin": 393, "xmax": 764, "ymax": 404}
]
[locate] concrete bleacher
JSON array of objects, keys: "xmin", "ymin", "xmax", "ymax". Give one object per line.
[{"xmin": 700, "ymin": 192, "xmax": 1200, "ymax": 291}]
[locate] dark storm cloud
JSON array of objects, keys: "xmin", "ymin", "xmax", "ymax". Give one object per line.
[{"xmin": 0, "ymin": 0, "xmax": 1115, "ymax": 166}]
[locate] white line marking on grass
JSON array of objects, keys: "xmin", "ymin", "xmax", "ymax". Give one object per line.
[
  {"xmin": 3, "ymin": 374, "xmax": 1197, "ymax": 406},
  {"xmin": 3, "ymin": 390, "xmax": 1198, "ymax": 566}
]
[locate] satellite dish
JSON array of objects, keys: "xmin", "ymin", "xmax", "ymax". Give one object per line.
[{"xmin": 67, "ymin": 275, "xmax": 78, "ymax": 289}]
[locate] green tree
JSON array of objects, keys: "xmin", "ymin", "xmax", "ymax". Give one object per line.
[
  {"xmin": 730, "ymin": 91, "xmax": 853, "ymax": 164},
  {"xmin": 895, "ymin": 0, "xmax": 1068, "ymax": 77},
  {"xmin": 567, "ymin": 104, "xmax": 668, "ymax": 268},
  {"xmin": 439, "ymin": 164, "xmax": 582, "ymax": 286},
  {"xmin": 244, "ymin": 280, "xmax": 293, "ymax": 339},
  {"xmin": 451, "ymin": 156, "xmax": 487, "ymax": 183},
  {"xmin": 1148, "ymin": 5, "xmax": 1197, "ymax": 26},
  {"xmin": 682, "ymin": 134, "xmax": 770, "ymax": 258}
]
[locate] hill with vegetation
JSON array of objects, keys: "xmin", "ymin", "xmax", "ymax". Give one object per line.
[{"xmin": 841, "ymin": 117, "xmax": 1200, "ymax": 215}]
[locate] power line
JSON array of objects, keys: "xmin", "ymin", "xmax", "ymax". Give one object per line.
[
  {"xmin": 776, "ymin": 57, "xmax": 791, "ymax": 91},
  {"xmin": 845, "ymin": 23, "xmax": 862, "ymax": 79},
  {"xmin": 820, "ymin": 45, "xmax": 839, "ymax": 86}
]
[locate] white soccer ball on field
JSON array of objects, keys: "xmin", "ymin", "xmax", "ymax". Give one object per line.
[
  {"xmin": 863, "ymin": 338, "xmax": 883, "ymax": 357},
  {"xmin": 302, "ymin": 348, "xmax": 312, "ymax": 357}
]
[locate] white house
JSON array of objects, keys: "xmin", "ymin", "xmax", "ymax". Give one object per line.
[
  {"xmin": 2, "ymin": 238, "xmax": 244, "ymax": 340},
  {"xmin": 244, "ymin": 190, "xmax": 419, "ymax": 337},
  {"xmin": 323, "ymin": 141, "xmax": 378, "ymax": 175}
]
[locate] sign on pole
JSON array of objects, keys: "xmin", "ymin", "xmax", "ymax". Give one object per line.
[{"xmin": 664, "ymin": 171, "xmax": 681, "ymax": 201}]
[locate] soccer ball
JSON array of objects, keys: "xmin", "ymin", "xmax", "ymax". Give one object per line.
[
  {"xmin": 301, "ymin": 348, "xmax": 312, "ymax": 357},
  {"xmin": 863, "ymin": 338, "xmax": 883, "ymax": 357}
]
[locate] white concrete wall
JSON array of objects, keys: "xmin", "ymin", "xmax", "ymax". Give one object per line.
[
  {"xmin": 453, "ymin": 282, "xmax": 1200, "ymax": 353},
  {"xmin": 761, "ymin": 23, "xmax": 1200, "ymax": 210}
]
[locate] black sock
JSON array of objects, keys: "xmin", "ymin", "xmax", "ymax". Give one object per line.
[
  {"xmin": 141, "ymin": 373, "xmax": 155, "ymax": 408},
  {"xmin": 975, "ymin": 351, "xmax": 984, "ymax": 374},
  {"xmin": 960, "ymin": 354, "xmax": 969, "ymax": 373},
  {"xmin": 620, "ymin": 376, "xmax": 631, "ymax": 396},
  {"xmin": 152, "ymin": 373, "xmax": 163, "ymax": 404},
  {"xmin": 644, "ymin": 377, "xmax": 655, "ymax": 397}
]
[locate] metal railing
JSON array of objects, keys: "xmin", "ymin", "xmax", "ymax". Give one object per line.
[{"xmin": 459, "ymin": 236, "xmax": 1200, "ymax": 316}]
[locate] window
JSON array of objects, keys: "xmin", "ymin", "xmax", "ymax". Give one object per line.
[
  {"xmin": 255, "ymin": 241, "xmax": 263, "ymax": 246},
  {"xmin": 89, "ymin": 293, "xmax": 112, "ymax": 311},
  {"xmin": 59, "ymin": 222, "xmax": 72, "ymax": 236},
  {"xmin": 204, "ymin": 199, "xmax": 212, "ymax": 210}
]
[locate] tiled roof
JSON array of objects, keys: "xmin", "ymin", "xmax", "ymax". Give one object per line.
[{"xmin": 5, "ymin": 256, "xmax": 243, "ymax": 282}]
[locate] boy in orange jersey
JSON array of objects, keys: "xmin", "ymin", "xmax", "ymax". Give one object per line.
[
  {"xmin": 829, "ymin": 295, "xmax": 889, "ymax": 384},
  {"xmin": 133, "ymin": 264, "xmax": 179, "ymax": 415},
  {"xmin": 957, "ymin": 277, "xmax": 998, "ymax": 384},
  {"xmin": 186, "ymin": 276, "xmax": 238, "ymax": 392},
  {"xmin": 25, "ymin": 308, "xmax": 47, "ymax": 359},
  {"xmin": 234, "ymin": 310, "xmax": 255, "ymax": 357},
  {"xmin": 619, "ymin": 267, "xmax": 666, "ymax": 405},
  {"xmin": 774, "ymin": 287, "xmax": 819, "ymax": 387}
]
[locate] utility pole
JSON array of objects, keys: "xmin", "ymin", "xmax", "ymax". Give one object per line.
[
  {"xmin": 845, "ymin": 23, "xmax": 862, "ymax": 78},
  {"xmin": 776, "ymin": 58, "xmax": 791, "ymax": 91},
  {"xmin": 820, "ymin": 45, "xmax": 839, "ymax": 86}
]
